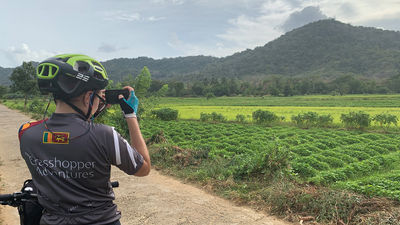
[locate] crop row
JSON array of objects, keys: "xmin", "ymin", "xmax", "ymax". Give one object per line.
[
  {"xmin": 141, "ymin": 119, "xmax": 400, "ymax": 178},
  {"xmin": 335, "ymin": 169, "xmax": 400, "ymax": 200}
]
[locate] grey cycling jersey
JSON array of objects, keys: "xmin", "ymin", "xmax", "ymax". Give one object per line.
[{"xmin": 19, "ymin": 113, "xmax": 144, "ymax": 225}]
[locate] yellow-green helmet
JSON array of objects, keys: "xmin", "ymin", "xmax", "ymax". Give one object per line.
[{"xmin": 36, "ymin": 54, "xmax": 109, "ymax": 99}]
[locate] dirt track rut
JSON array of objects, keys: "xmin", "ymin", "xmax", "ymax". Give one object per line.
[{"xmin": 0, "ymin": 104, "xmax": 292, "ymax": 225}]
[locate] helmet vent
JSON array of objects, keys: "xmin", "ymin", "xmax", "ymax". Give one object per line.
[
  {"xmin": 74, "ymin": 61, "xmax": 90, "ymax": 73},
  {"xmin": 93, "ymin": 70, "xmax": 103, "ymax": 79},
  {"xmin": 57, "ymin": 57, "xmax": 70, "ymax": 62},
  {"xmin": 42, "ymin": 65, "xmax": 50, "ymax": 76},
  {"xmin": 93, "ymin": 62, "xmax": 102, "ymax": 69},
  {"xmin": 37, "ymin": 64, "xmax": 58, "ymax": 78}
]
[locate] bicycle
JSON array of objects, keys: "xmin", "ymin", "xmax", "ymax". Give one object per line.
[{"xmin": 0, "ymin": 179, "xmax": 119, "ymax": 225}]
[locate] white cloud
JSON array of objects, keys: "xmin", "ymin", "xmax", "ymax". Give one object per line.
[
  {"xmin": 281, "ymin": 6, "xmax": 328, "ymax": 32},
  {"xmin": 217, "ymin": 15, "xmax": 282, "ymax": 48},
  {"xmin": 166, "ymin": 0, "xmax": 305, "ymax": 57},
  {"xmin": 211, "ymin": 0, "xmax": 400, "ymax": 56},
  {"xmin": 216, "ymin": 0, "xmax": 297, "ymax": 51},
  {"xmin": 103, "ymin": 11, "xmax": 141, "ymax": 22},
  {"xmin": 148, "ymin": 16, "xmax": 166, "ymax": 21},
  {"xmin": 2, "ymin": 43, "xmax": 55, "ymax": 67},
  {"xmin": 103, "ymin": 10, "xmax": 166, "ymax": 22},
  {"xmin": 116, "ymin": 13, "xmax": 141, "ymax": 22},
  {"xmin": 98, "ymin": 43, "xmax": 118, "ymax": 53},
  {"xmin": 317, "ymin": 0, "xmax": 400, "ymax": 25},
  {"xmin": 213, "ymin": 0, "xmax": 400, "ymax": 51},
  {"xmin": 151, "ymin": 0, "xmax": 185, "ymax": 5},
  {"xmin": 97, "ymin": 42, "xmax": 128, "ymax": 53},
  {"xmin": 167, "ymin": 33, "xmax": 243, "ymax": 57},
  {"xmin": 260, "ymin": 0, "xmax": 294, "ymax": 14}
]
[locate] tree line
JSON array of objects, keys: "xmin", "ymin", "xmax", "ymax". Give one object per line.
[
  {"xmin": 143, "ymin": 74, "xmax": 399, "ymax": 97},
  {"xmin": 2, "ymin": 62, "xmax": 400, "ymax": 103}
]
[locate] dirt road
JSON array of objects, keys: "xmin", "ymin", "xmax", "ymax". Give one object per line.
[{"xmin": 0, "ymin": 104, "xmax": 292, "ymax": 225}]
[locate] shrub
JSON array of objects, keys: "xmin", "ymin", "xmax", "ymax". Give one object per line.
[
  {"xmin": 200, "ymin": 112, "xmax": 211, "ymax": 122},
  {"xmin": 317, "ymin": 114, "xmax": 333, "ymax": 127},
  {"xmin": 340, "ymin": 111, "xmax": 370, "ymax": 129},
  {"xmin": 205, "ymin": 92, "xmax": 215, "ymax": 100},
  {"xmin": 210, "ymin": 112, "xmax": 226, "ymax": 122},
  {"xmin": 151, "ymin": 108, "xmax": 178, "ymax": 121},
  {"xmin": 235, "ymin": 114, "xmax": 246, "ymax": 123},
  {"xmin": 292, "ymin": 112, "xmax": 317, "ymax": 128},
  {"xmin": 372, "ymin": 113, "xmax": 398, "ymax": 127},
  {"xmin": 252, "ymin": 110, "xmax": 279, "ymax": 125},
  {"xmin": 29, "ymin": 99, "xmax": 46, "ymax": 114},
  {"xmin": 200, "ymin": 112, "xmax": 226, "ymax": 122},
  {"xmin": 291, "ymin": 112, "xmax": 333, "ymax": 128},
  {"xmin": 231, "ymin": 143, "xmax": 291, "ymax": 179}
]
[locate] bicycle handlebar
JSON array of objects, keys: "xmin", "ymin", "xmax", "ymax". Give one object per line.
[
  {"xmin": 0, "ymin": 192, "xmax": 37, "ymax": 207},
  {"xmin": 0, "ymin": 194, "xmax": 13, "ymax": 201},
  {"xmin": 111, "ymin": 181, "xmax": 119, "ymax": 188}
]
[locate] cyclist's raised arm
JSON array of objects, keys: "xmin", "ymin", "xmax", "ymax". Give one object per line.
[
  {"xmin": 117, "ymin": 86, "xmax": 150, "ymax": 176},
  {"xmin": 125, "ymin": 117, "xmax": 150, "ymax": 176}
]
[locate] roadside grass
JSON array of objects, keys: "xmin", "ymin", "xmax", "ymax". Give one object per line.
[
  {"xmin": 1, "ymin": 98, "xmax": 55, "ymax": 120},
  {"xmin": 148, "ymin": 143, "xmax": 400, "ymax": 225}
]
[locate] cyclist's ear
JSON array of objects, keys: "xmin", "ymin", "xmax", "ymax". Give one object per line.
[{"xmin": 82, "ymin": 91, "xmax": 94, "ymax": 106}]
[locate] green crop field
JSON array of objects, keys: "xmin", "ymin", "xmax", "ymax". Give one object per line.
[
  {"xmin": 160, "ymin": 94, "xmax": 400, "ymax": 107},
  {"xmin": 139, "ymin": 118, "xmax": 400, "ymax": 201},
  {"xmin": 159, "ymin": 95, "xmax": 400, "ymax": 124},
  {"xmin": 159, "ymin": 105, "xmax": 400, "ymax": 123}
]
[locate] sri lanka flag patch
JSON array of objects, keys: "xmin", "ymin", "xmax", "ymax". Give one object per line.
[{"xmin": 43, "ymin": 132, "xmax": 70, "ymax": 144}]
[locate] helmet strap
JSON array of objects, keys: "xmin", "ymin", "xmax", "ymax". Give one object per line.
[
  {"xmin": 62, "ymin": 91, "xmax": 96, "ymax": 120},
  {"xmin": 85, "ymin": 92, "xmax": 96, "ymax": 120}
]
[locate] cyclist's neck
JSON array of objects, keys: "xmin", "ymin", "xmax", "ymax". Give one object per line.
[{"xmin": 55, "ymin": 100, "xmax": 88, "ymax": 116}]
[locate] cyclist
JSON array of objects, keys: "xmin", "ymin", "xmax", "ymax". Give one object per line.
[{"xmin": 18, "ymin": 54, "xmax": 151, "ymax": 225}]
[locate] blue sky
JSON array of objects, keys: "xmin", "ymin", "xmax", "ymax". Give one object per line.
[{"xmin": 1, "ymin": 0, "xmax": 399, "ymax": 67}]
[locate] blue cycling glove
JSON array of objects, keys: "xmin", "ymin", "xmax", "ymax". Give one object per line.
[{"xmin": 118, "ymin": 90, "xmax": 139, "ymax": 118}]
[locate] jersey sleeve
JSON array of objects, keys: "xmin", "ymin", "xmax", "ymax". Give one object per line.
[
  {"xmin": 102, "ymin": 126, "xmax": 144, "ymax": 175},
  {"xmin": 18, "ymin": 120, "xmax": 47, "ymax": 141}
]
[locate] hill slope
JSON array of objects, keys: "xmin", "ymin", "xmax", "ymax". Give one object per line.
[
  {"xmin": 200, "ymin": 19, "xmax": 400, "ymax": 79},
  {"xmin": 103, "ymin": 19, "xmax": 400, "ymax": 81},
  {"xmin": 102, "ymin": 56, "xmax": 217, "ymax": 82}
]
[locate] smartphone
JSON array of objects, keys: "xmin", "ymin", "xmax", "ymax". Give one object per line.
[{"xmin": 105, "ymin": 89, "xmax": 130, "ymax": 104}]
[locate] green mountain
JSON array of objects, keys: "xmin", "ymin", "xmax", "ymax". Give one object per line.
[
  {"xmin": 201, "ymin": 19, "xmax": 400, "ymax": 79},
  {"xmin": 103, "ymin": 19, "xmax": 400, "ymax": 82},
  {"xmin": 102, "ymin": 56, "xmax": 217, "ymax": 82},
  {"xmin": 1, "ymin": 19, "xmax": 400, "ymax": 86}
]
